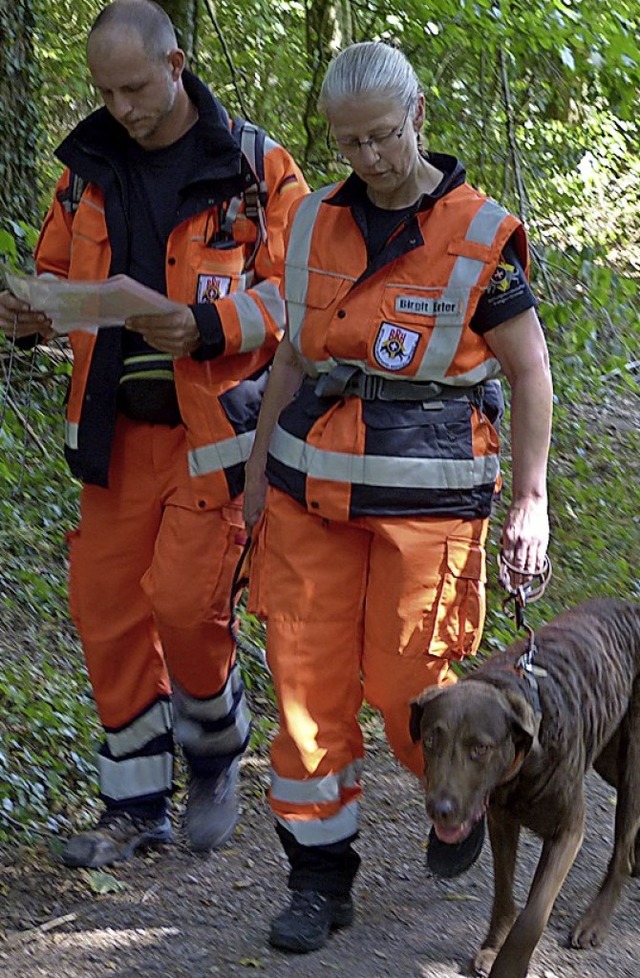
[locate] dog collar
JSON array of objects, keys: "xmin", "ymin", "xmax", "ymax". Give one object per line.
[{"xmin": 499, "ymin": 747, "xmax": 526, "ymax": 784}]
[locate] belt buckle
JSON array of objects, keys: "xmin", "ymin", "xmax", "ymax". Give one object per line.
[
  {"xmin": 359, "ymin": 374, "xmax": 381, "ymax": 399},
  {"xmin": 423, "ymin": 381, "xmax": 443, "ymax": 400}
]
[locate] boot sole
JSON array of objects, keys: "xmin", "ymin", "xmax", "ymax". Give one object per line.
[{"xmin": 61, "ymin": 825, "xmax": 174, "ymax": 869}]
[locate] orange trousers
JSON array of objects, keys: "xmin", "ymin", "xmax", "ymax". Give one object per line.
[
  {"xmin": 249, "ymin": 488, "xmax": 488, "ymax": 834},
  {"xmin": 67, "ymin": 416, "xmax": 246, "ymax": 790}
]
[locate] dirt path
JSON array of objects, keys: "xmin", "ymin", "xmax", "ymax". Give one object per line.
[{"xmin": 2, "ymin": 733, "xmax": 638, "ymax": 978}]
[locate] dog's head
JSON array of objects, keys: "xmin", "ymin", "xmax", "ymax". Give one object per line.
[{"xmin": 409, "ymin": 680, "xmax": 540, "ymax": 842}]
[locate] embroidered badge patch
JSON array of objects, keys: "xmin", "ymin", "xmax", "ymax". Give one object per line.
[
  {"xmin": 197, "ymin": 274, "xmax": 232, "ymax": 304},
  {"xmin": 488, "ymin": 261, "xmax": 516, "ymax": 294},
  {"xmin": 373, "ymin": 322, "xmax": 421, "ymax": 371}
]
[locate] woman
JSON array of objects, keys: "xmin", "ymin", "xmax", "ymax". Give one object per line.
[{"xmin": 244, "ymin": 41, "xmax": 552, "ymax": 953}]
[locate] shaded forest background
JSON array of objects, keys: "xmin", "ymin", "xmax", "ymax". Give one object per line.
[{"xmin": 0, "ymin": 0, "xmax": 638, "ymax": 849}]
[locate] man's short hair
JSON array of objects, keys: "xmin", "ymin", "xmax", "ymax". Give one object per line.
[{"xmin": 89, "ymin": 0, "xmax": 178, "ymax": 60}]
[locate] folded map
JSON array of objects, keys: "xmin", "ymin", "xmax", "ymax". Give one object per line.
[{"xmin": 6, "ymin": 272, "xmax": 183, "ymax": 334}]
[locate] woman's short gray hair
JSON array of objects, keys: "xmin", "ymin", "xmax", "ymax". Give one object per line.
[{"xmin": 318, "ymin": 41, "xmax": 420, "ymax": 114}]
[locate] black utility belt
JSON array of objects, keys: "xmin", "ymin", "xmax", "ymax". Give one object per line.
[{"xmin": 312, "ymin": 365, "xmax": 484, "ymax": 403}]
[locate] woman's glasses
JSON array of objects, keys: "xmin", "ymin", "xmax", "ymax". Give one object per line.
[{"xmin": 327, "ymin": 104, "xmax": 413, "ymax": 163}]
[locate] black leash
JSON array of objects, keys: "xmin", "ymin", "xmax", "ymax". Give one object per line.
[
  {"xmin": 228, "ymin": 536, "xmax": 269, "ymax": 671},
  {"xmin": 498, "ymin": 554, "xmax": 552, "ymax": 708}
]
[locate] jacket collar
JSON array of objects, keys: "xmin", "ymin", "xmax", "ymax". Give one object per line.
[
  {"xmin": 326, "ymin": 153, "xmax": 467, "ymax": 210},
  {"xmin": 55, "ymin": 70, "xmax": 244, "ymax": 191}
]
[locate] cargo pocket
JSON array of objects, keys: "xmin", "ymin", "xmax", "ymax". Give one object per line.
[{"xmin": 429, "ymin": 535, "xmax": 486, "ymax": 660}]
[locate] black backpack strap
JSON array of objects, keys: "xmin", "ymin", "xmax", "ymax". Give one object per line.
[
  {"xmin": 223, "ymin": 117, "xmax": 268, "ymax": 251},
  {"xmin": 57, "ymin": 171, "xmax": 87, "ymax": 216}
]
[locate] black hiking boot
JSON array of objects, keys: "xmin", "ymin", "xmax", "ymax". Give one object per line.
[
  {"xmin": 61, "ymin": 810, "xmax": 173, "ymax": 868},
  {"xmin": 269, "ymin": 889, "xmax": 354, "ymax": 952},
  {"xmin": 185, "ymin": 757, "xmax": 240, "ymax": 852}
]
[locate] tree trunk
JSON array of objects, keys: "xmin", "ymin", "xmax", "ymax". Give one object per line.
[
  {"xmin": 156, "ymin": 0, "xmax": 198, "ymax": 65},
  {"xmin": 0, "ymin": 0, "xmax": 41, "ymax": 230},
  {"xmin": 303, "ymin": 0, "xmax": 355, "ymax": 166}
]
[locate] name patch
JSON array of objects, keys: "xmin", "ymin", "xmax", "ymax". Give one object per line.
[{"xmin": 395, "ymin": 295, "xmax": 461, "ymax": 317}]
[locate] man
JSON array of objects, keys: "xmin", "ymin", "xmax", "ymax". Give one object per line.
[{"xmin": 0, "ymin": 0, "xmax": 307, "ymax": 868}]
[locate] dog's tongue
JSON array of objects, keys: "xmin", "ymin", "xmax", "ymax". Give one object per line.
[{"xmin": 434, "ymin": 822, "xmax": 470, "ymax": 845}]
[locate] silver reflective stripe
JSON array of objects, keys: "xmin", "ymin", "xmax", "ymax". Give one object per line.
[
  {"xmin": 454, "ymin": 358, "xmax": 502, "ymax": 384},
  {"xmin": 275, "ymin": 800, "xmax": 359, "ymax": 846},
  {"xmin": 263, "ymin": 133, "xmax": 279, "ymax": 155},
  {"xmin": 105, "ymin": 699, "xmax": 172, "ymax": 759},
  {"xmin": 466, "ymin": 198, "xmax": 509, "ymax": 245},
  {"xmin": 271, "ymin": 759, "xmax": 363, "ymax": 805},
  {"xmin": 233, "ymin": 291, "xmax": 267, "ymax": 352},
  {"xmin": 173, "ymin": 665, "xmax": 244, "ymax": 723},
  {"xmin": 284, "ymin": 186, "xmax": 337, "ymax": 345},
  {"xmin": 99, "ymin": 752, "xmax": 173, "ymax": 801},
  {"xmin": 246, "ymin": 279, "xmax": 286, "ymax": 336},
  {"xmin": 418, "ymin": 199, "xmax": 509, "ymax": 379},
  {"xmin": 188, "ymin": 429, "xmax": 255, "ymax": 478},
  {"xmin": 240, "ymin": 122, "xmax": 258, "ymax": 175},
  {"xmin": 174, "ymin": 666, "xmax": 250, "ymax": 757},
  {"xmin": 239, "ymin": 124, "xmax": 278, "ymax": 180},
  {"xmin": 270, "ymin": 424, "xmax": 499, "ymax": 490},
  {"xmin": 65, "ymin": 420, "xmax": 79, "ymax": 450},
  {"xmin": 176, "ymin": 698, "xmax": 251, "ymax": 757}
]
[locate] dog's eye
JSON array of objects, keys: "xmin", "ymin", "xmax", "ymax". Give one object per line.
[
  {"xmin": 471, "ymin": 744, "xmax": 490, "ymax": 760},
  {"xmin": 423, "ymin": 732, "xmax": 435, "ymax": 750}
]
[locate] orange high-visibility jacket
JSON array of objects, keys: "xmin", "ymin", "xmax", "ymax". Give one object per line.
[
  {"xmin": 267, "ymin": 171, "xmax": 529, "ymax": 521},
  {"xmin": 35, "ymin": 71, "xmax": 308, "ymax": 505}
]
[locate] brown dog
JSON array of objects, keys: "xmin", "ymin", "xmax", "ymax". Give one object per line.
[{"xmin": 410, "ymin": 597, "xmax": 640, "ymax": 978}]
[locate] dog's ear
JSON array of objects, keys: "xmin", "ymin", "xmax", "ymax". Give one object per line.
[
  {"xmin": 503, "ymin": 689, "xmax": 540, "ymax": 756},
  {"xmin": 409, "ymin": 686, "xmax": 444, "ymax": 743}
]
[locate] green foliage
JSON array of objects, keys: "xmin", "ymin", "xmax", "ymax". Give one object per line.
[
  {"xmin": 0, "ymin": 657, "xmax": 99, "ymax": 842},
  {"xmin": 0, "ymin": 347, "xmax": 100, "ymax": 848},
  {"xmin": 0, "ymin": 0, "xmax": 42, "ymax": 227},
  {"xmin": 34, "ymin": 0, "xmax": 103, "ymax": 211},
  {"xmin": 0, "ymin": 219, "xmax": 92, "ymax": 845},
  {"xmin": 477, "ymin": 243, "xmax": 640, "ymax": 665}
]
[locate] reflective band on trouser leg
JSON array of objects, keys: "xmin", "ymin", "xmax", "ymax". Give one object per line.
[
  {"xmin": 99, "ymin": 751, "xmax": 174, "ymax": 804},
  {"xmin": 362, "ymin": 514, "xmax": 489, "ymax": 778},
  {"xmin": 173, "ymin": 665, "xmax": 251, "ymax": 770},
  {"xmin": 275, "ymin": 802, "xmax": 359, "ymax": 846},
  {"xmin": 270, "ymin": 760, "xmax": 363, "ymax": 846},
  {"xmin": 99, "ymin": 697, "xmax": 174, "ymax": 804}
]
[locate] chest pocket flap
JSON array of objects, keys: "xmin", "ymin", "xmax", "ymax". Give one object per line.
[{"xmin": 285, "ymin": 266, "xmax": 352, "ymax": 310}]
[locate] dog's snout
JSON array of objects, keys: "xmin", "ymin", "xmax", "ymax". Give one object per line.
[{"xmin": 427, "ymin": 796, "xmax": 459, "ymax": 824}]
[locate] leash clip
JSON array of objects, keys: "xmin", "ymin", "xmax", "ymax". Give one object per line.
[{"xmin": 499, "ymin": 554, "xmax": 551, "ymax": 680}]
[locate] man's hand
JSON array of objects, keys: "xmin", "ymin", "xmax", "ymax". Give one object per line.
[
  {"xmin": 125, "ymin": 306, "xmax": 200, "ymax": 357},
  {"xmin": 0, "ymin": 291, "xmax": 53, "ymax": 340}
]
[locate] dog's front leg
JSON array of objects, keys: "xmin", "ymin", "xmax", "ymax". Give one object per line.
[
  {"xmin": 473, "ymin": 808, "xmax": 519, "ymax": 977},
  {"xmin": 487, "ymin": 819, "xmax": 584, "ymax": 978}
]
